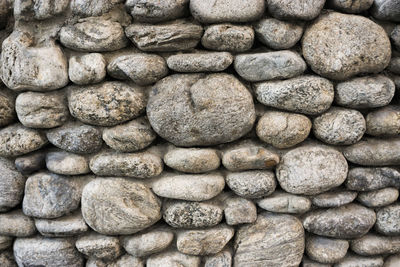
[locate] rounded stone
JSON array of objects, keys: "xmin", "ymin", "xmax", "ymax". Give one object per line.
[
  {"xmin": 69, "ymin": 53, "xmax": 106, "ymax": 85},
  {"xmin": 126, "ymin": 0, "xmax": 189, "ymax": 23},
  {"xmin": 302, "ymin": 12, "xmax": 391, "ymax": 80},
  {"xmin": 81, "ymin": 178, "xmax": 161, "ymax": 235},
  {"xmin": 0, "ymin": 210, "xmax": 36, "ymax": 237},
  {"xmin": 167, "ymin": 52, "xmax": 233, "ymax": 73},
  {"xmin": 164, "ymin": 147, "xmax": 220, "ymax": 173},
  {"xmin": 306, "ymin": 235, "xmax": 349, "ymax": 264},
  {"xmin": 366, "ymin": 105, "xmax": 400, "ymax": 137},
  {"xmin": 313, "ymin": 107, "xmax": 366, "ymax": 145},
  {"xmin": 0, "ymin": 157, "xmax": 26, "ymax": 212},
  {"xmin": 266, "ymin": 0, "xmax": 325, "ymax": 20},
  {"xmin": 71, "ymin": 0, "xmax": 124, "ymax": 17},
  {"xmin": 14, "ymin": 151, "xmax": 46, "ymax": 175},
  {"xmin": 34, "ymin": 211, "xmax": 89, "ymax": 237},
  {"xmin": 375, "ymin": 204, "xmax": 400, "ymax": 235},
  {"xmin": 76, "ymin": 233, "xmax": 122, "ymax": 260},
  {"xmin": 392, "ymin": 25, "xmax": 400, "ymax": 51},
  {"xmin": 371, "ymin": 0, "xmax": 400, "ymax": 22},
  {"xmin": 311, "ymin": 190, "xmax": 358, "ymax": 208},
  {"xmin": 351, "ymin": 234, "xmax": 400, "ymax": 256},
  {"xmin": 346, "ymin": 167, "xmax": 400, "ymax": 191},
  {"xmin": 224, "ymin": 196, "xmax": 257, "ymax": 225},
  {"xmin": 388, "ymin": 57, "xmax": 400, "ymax": 74},
  {"xmin": 147, "ymin": 250, "xmax": 201, "ymax": 267},
  {"xmin": 226, "ymin": 170, "xmax": 276, "ymax": 198},
  {"xmin": 329, "ymin": 0, "xmax": 373, "ymax": 13},
  {"xmin": 46, "ymin": 151, "xmax": 90, "ymax": 175},
  {"xmin": 147, "ymin": 73, "xmax": 255, "ymax": 146},
  {"xmin": 0, "ymin": 87, "xmax": 15, "ymax": 127},
  {"xmin": 357, "ymin": 188, "xmax": 399, "ymax": 208},
  {"xmin": 336, "ymin": 254, "xmax": 384, "ymax": 267},
  {"xmin": 276, "ymin": 145, "xmax": 348, "ymax": 195},
  {"xmin": 257, "ymin": 191, "xmax": 311, "ymax": 214}
]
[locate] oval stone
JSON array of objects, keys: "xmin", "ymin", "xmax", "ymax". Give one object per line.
[
  {"xmin": 267, "ymin": 0, "xmax": 325, "ymax": 20},
  {"xmin": 126, "ymin": 0, "xmax": 189, "ymax": 23},
  {"xmin": 167, "ymin": 52, "xmax": 233, "ymax": 73},
  {"xmin": 366, "ymin": 105, "xmax": 400, "ymax": 137},
  {"xmin": 306, "ymin": 235, "xmax": 349, "ymax": 264},
  {"xmin": 357, "ymin": 188, "xmax": 399, "ymax": 208},
  {"xmin": 335, "ymin": 254, "xmax": 383, "ymax": 267},
  {"xmin": 75, "ymin": 233, "xmax": 122, "ymax": 260},
  {"xmin": 346, "ymin": 167, "xmax": 400, "ymax": 191},
  {"xmin": 164, "ymin": 147, "xmax": 220, "ymax": 173},
  {"xmin": 69, "ymin": 53, "xmax": 106, "ymax": 85},
  {"xmin": 34, "ymin": 211, "xmax": 88, "ymax": 237},
  {"xmin": 311, "ymin": 190, "xmax": 357, "ymax": 208},
  {"xmin": 257, "ymin": 191, "xmax": 311, "ymax": 214},
  {"xmin": 46, "ymin": 151, "xmax": 90, "ymax": 175},
  {"xmin": 0, "ymin": 157, "xmax": 26, "ymax": 212},
  {"xmin": 351, "ymin": 234, "xmax": 400, "ymax": 256},
  {"xmin": 375, "ymin": 204, "xmax": 400, "ymax": 235},
  {"xmin": 226, "ymin": 170, "xmax": 276, "ymax": 199},
  {"xmin": 0, "ymin": 210, "xmax": 36, "ymax": 237},
  {"xmin": 330, "ymin": 0, "xmax": 373, "ymax": 13}
]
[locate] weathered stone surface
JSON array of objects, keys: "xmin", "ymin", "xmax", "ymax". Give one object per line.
[
  {"xmin": 257, "ymin": 191, "xmax": 311, "ymax": 214},
  {"xmin": 392, "ymin": 25, "xmax": 400, "ymax": 50},
  {"xmin": 14, "ymin": 0, "xmax": 69, "ymax": 20},
  {"xmin": 69, "ymin": 53, "xmax": 107, "ymax": 85},
  {"xmin": 0, "ymin": 123, "xmax": 47, "ymax": 157},
  {"xmin": 152, "ymin": 173, "xmax": 225, "ymax": 201},
  {"xmin": 81, "ymin": 178, "xmax": 161, "ymax": 235},
  {"xmin": 0, "ymin": 210, "xmax": 36, "ymax": 237},
  {"xmin": 303, "ymin": 204, "xmax": 376, "ymax": 238},
  {"xmin": 71, "ymin": 0, "xmax": 124, "ymax": 17},
  {"xmin": 46, "ymin": 122, "xmax": 103, "ymax": 154},
  {"xmin": 201, "ymin": 24, "xmax": 254, "ymax": 52},
  {"xmin": 343, "ymin": 138, "xmax": 400, "ymax": 166},
  {"xmin": 126, "ymin": 0, "xmax": 189, "ymax": 23},
  {"xmin": 204, "ymin": 248, "xmax": 232, "ymax": 267},
  {"xmin": 76, "ymin": 233, "xmax": 122, "ymax": 260},
  {"xmin": 0, "ymin": 250, "xmax": 16, "ymax": 267},
  {"xmin": 224, "ymin": 196, "xmax": 257, "ymax": 225},
  {"xmin": 267, "ymin": 0, "xmax": 325, "ymax": 20},
  {"xmin": 254, "ymin": 17, "xmax": 303, "ymax": 49},
  {"xmin": 0, "ymin": 87, "xmax": 15, "ymax": 127},
  {"xmin": 329, "ymin": 0, "xmax": 373, "ymax": 13},
  {"xmin": 375, "ymin": 204, "xmax": 400, "ymax": 235},
  {"xmin": 335, "ymin": 75, "xmax": 395, "ymax": 108},
  {"xmin": 312, "ymin": 190, "xmax": 357, "ymax": 208},
  {"xmin": 87, "ymin": 254, "xmax": 145, "ymax": 267},
  {"xmin": 46, "ymin": 150, "xmax": 89, "ymax": 175},
  {"xmin": 302, "ymin": 12, "xmax": 391, "ymax": 80},
  {"xmin": 385, "ymin": 254, "xmax": 400, "ymax": 267},
  {"xmin": 366, "ymin": 106, "xmax": 400, "ymax": 137},
  {"xmin": 226, "ymin": 170, "xmax": 276, "ymax": 198},
  {"xmin": 147, "ymin": 73, "xmax": 255, "ymax": 146},
  {"xmin": 167, "ymin": 52, "xmax": 233, "ymax": 72},
  {"xmin": 164, "ymin": 147, "xmax": 220, "ymax": 173},
  {"xmin": 34, "ymin": 210, "xmax": 88, "ymax": 237},
  {"xmin": 147, "ymin": 250, "xmax": 201, "ymax": 267},
  {"xmin": 0, "ymin": 236, "xmax": 13, "ymax": 251},
  {"xmin": 68, "ymin": 81, "xmax": 146, "ymax": 126},
  {"xmin": 255, "ymin": 75, "xmax": 334, "ymax": 115},
  {"xmin": 371, "ymin": 0, "xmax": 400, "ymax": 22},
  {"xmin": 15, "ymin": 151, "xmax": 46, "ymax": 175},
  {"xmin": 0, "ymin": 157, "xmax": 26, "ymax": 212},
  {"xmin": 302, "ymin": 256, "xmax": 331, "ymax": 267},
  {"xmin": 351, "ymin": 234, "xmax": 400, "ymax": 256},
  {"xmin": 306, "ymin": 235, "xmax": 349, "ymax": 264},
  {"xmin": 13, "ymin": 236, "xmax": 83, "ymax": 267},
  {"xmin": 335, "ymin": 254, "xmax": 384, "ymax": 267},
  {"xmin": 358, "ymin": 188, "xmax": 399, "ymax": 208},
  {"xmin": 346, "ymin": 167, "xmax": 400, "ymax": 191},
  {"xmin": 234, "ymin": 212, "xmax": 304, "ymax": 267},
  {"xmin": 125, "ymin": 19, "xmax": 203, "ymax": 52},
  {"xmin": 313, "ymin": 107, "xmax": 366, "ymax": 145}
]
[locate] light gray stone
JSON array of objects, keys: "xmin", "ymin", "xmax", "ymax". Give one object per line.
[
  {"xmin": 366, "ymin": 105, "xmax": 400, "ymax": 137},
  {"xmin": 312, "ymin": 190, "xmax": 357, "ymax": 208},
  {"xmin": 164, "ymin": 147, "xmax": 220, "ymax": 173},
  {"xmin": 257, "ymin": 191, "xmax": 311, "ymax": 214},
  {"xmin": 14, "ymin": 151, "xmax": 46, "ymax": 175},
  {"xmin": 329, "ymin": 0, "xmax": 373, "ymax": 13},
  {"xmin": 69, "ymin": 53, "xmax": 107, "ymax": 85},
  {"xmin": 0, "ymin": 210, "xmax": 36, "ymax": 237},
  {"xmin": 167, "ymin": 52, "xmax": 233, "ymax": 72},
  {"xmin": 226, "ymin": 170, "xmax": 276, "ymax": 198},
  {"xmin": 303, "ymin": 256, "xmax": 331, "ymax": 267},
  {"xmin": 376, "ymin": 204, "xmax": 400, "ymax": 235},
  {"xmin": 204, "ymin": 248, "xmax": 232, "ymax": 267},
  {"xmin": 346, "ymin": 167, "xmax": 400, "ymax": 191},
  {"xmin": 14, "ymin": 0, "xmax": 69, "ymax": 20},
  {"xmin": 224, "ymin": 196, "xmax": 257, "ymax": 225},
  {"xmin": 34, "ymin": 210, "xmax": 88, "ymax": 237},
  {"xmin": 46, "ymin": 150, "xmax": 90, "ymax": 175},
  {"xmin": 371, "ymin": 0, "xmax": 400, "ymax": 22},
  {"xmin": 267, "ymin": 0, "xmax": 325, "ymax": 20},
  {"xmin": 147, "ymin": 250, "xmax": 201, "ymax": 267},
  {"xmin": 351, "ymin": 234, "xmax": 400, "ymax": 256},
  {"xmin": 358, "ymin": 188, "xmax": 399, "ymax": 208},
  {"xmin": 71, "ymin": 0, "xmax": 124, "ymax": 17},
  {"xmin": 306, "ymin": 235, "xmax": 349, "ymax": 264},
  {"xmin": 335, "ymin": 254, "xmax": 384, "ymax": 267},
  {"xmin": 0, "ymin": 87, "xmax": 15, "ymax": 127},
  {"xmin": 0, "ymin": 157, "xmax": 26, "ymax": 212},
  {"xmin": 76, "ymin": 233, "xmax": 122, "ymax": 260},
  {"xmin": 126, "ymin": 0, "xmax": 189, "ymax": 23}
]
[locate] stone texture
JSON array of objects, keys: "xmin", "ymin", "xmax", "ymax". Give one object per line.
[
  {"xmin": 346, "ymin": 167, "xmax": 400, "ymax": 191},
  {"xmin": 0, "ymin": 236, "xmax": 13, "ymax": 251},
  {"xmin": 167, "ymin": 52, "xmax": 233, "ymax": 72},
  {"xmin": 68, "ymin": 81, "xmax": 146, "ymax": 126},
  {"xmin": 0, "ymin": 250, "xmax": 16, "ymax": 267},
  {"xmin": 335, "ymin": 254, "xmax": 384, "ymax": 267},
  {"xmin": 14, "ymin": 151, "xmax": 46, "ymax": 175},
  {"xmin": 76, "ymin": 233, "xmax": 122, "ymax": 260},
  {"xmin": 147, "ymin": 73, "xmax": 255, "ymax": 146},
  {"xmin": 375, "ymin": 204, "xmax": 400, "ymax": 235},
  {"xmin": 81, "ymin": 178, "xmax": 161, "ymax": 235},
  {"xmin": 385, "ymin": 254, "xmax": 400, "ymax": 267},
  {"xmin": 366, "ymin": 105, "xmax": 400, "ymax": 137},
  {"xmin": 87, "ymin": 254, "xmax": 144, "ymax": 267},
  {"xmin": 0, "ymin": 210, "xmax": 36, "ymax": 237},
  {"xmin": 204, "ymin": 248, "xmax": 232, "ymax": 267},
  {"xmin": 224, "ymin": 196, "xmax": 257, "ymax": 225},
  {"xmin": 351, "ymin": 234, "xmax": 400, "ymax": 256},
  {"xmin": 302, "ymin": 204, "xmax": 376, "ymax": 238},
  {"xmin": 146, "ymin": 250, "xmax": 201, "ymax": 267},
  {"xmin": 46, "ymin": 150, "xmax": 90, "ymax": 175},
  {"xmin": 302, "ymin": 256, "xmax": 331, "ymax": 267},
  {"xmin": 267, "ymin": 0, "xmax": 325, "ymax": 20},
  {"xmin": 371, "ymin": 0, "xmax": 400, "ymax": 22},
  {"xmin": 34, "ymin": 210, "xmax": 88, "ymax": 237},
  {"xmin": 329, "ymin": 0, "xmax": 373, "ymax": 13},
  {"xmin": 392, "ymin": 25, "xmax": 400, "ymax": 50},
  {"xmin": 388, "ymin": 57, "xmax": 400, "ymax": 74},
  {"xmin": 255, "ymin": 75, "xmax": 334, "ymax": 115},
  {"xmin": 234, "ymin": 212, "xmax": 304, "ymax": 267},
  {"xmin": 164, "ymin": 147, "xmax": 220, "ymax": 173},
  {"xmin": 126, "ymin": 0, "xmax": 188, "ymax": 23},
  {"xmin": 226, "ymin": 170, "xmax": 276, "ymax": 198},
  {"xmin": 311, "ymin": 190, "xmax": 358, "ymax": 208},
  {"xmin": 0, "ymin": 157, "xmax": 26, "ymax": 212},
  {"xmin": 0, "ymin": 87, "xmax": 15, "ymax": 127},
  {"xmin": 69, "ymin": 53, "xmax": 106, "ymax": 85},
  {"xmin": 306, "ymin": 235, "xmax": 349, "ymax": 264},
  {"xmin": 14, "ymin": 0, "xmax": 69, "ymax": 20},
  {"xmin": 257, "ymin": 191, "xmax": 311, "ymax": 214},
  {"xmin": 71, "ymin": 0, "xmax": 124, "ymax": 17},
  {"xmin": 358, "ymin": 188, "xmax": 399, "ymax": 208}
]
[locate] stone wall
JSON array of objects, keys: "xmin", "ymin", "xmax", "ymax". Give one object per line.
[{"xmin": 0, "ymin": 0, "xmax": 399, "ymax": 266}]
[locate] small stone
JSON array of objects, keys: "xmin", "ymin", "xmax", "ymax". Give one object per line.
[
  {"xmin": 146, "ymin": 250, "xmax": 201, "ymax": 267},
  {"xmin": 152, "ymin": 172, "xmax": 225, "ymax": 201},
  {"xmin": 234, "ymin": 51, "xmax": 306, "ymax": 82},
  {"xmin": 177, "ymin": 224, "xmax": 234, "ymax": 256},
  {"xmin": 71, "ymin": 0, "xmax": 124, "ymax": 17},
  {"xmin": 167, "ymin": 52, "xmax": 233, "ymax": 72},
  {"xmin": 371, "ymin": 0, "xmax": 400, "ymax": 22},
  {"xmin": 0, "ymin": 236, "xmax": 13, "ymax": 251},
  {"xmin": 302, "ymin": 12, "xmax": 391, "ymax": 80},
  {"xmin": 346, "ymin": 167, "xmax": 400, "ymax": 191},
  {"xmin": 366, "ymin": 105, "xmax": 400, "ymax": 137},
  {"xmin": 313, "ymin": 107, "xmax": 366, "ymax": 145},
  {"xmin": 190, "ymin": 0, "xmax": 264, "ymax": 23},
  {"xmin": 14, "ymin": 151, "xmax": 46, "ymax": 175},
  {"xmin": 14, "ymin": 0, "xmax": 69, "ymax": 20},
  {"xmin": 69, "ymin": 53, "xmax": 106, "ymax": 85},
  {"xmin": 343, "ymin": 138, "xmax": 400, "ymax": 166},
  {"xmin": 254, "ymin": 17, "xmax": 304, "ymax": 49},
  {"xmin": 201, "ymin": 24, "xmax": 254, "ymax": 52},
  {"xmin": 125, "ymin": 19, "xmax": 203, "ymax": 52},
  {"xmin": 267, "ymin": 0, "xmax": 325, "ymax": 20},
  {"xmin": 162, "ymin": 199, "xmax": 223, "ymax": 228},
  {"xmin": 13, "ymin": 236, "xmax": 83, "ymax": 267},
  {"xmin": 147, "ymin": 73, "xmax": 255, "ymax": 146},
  {"xmin": 164, "ymin": 147, "xmax": 220, "ymax": 173},
  {"xmin": 311, "ymin": 190, "xmax": 358, "ymax": 208},
  {"xmin": 107, "ymin": 53, "xmax": 168, "ymax": 85},
  {"xmin": 46, "ymin": 150, "xmax": 90, "ymax": 175},
  {"xmin": 358, "ymin": 188, "xmax": 399, "ymax": 208},
  {"xmin": 89, "ymin": 151, "xmax": 163, "ymax": 178},
  {"xmin": 256, "ymin": 111, "xmax": 312, "ymax": 148},
  {"xmin": 224, "ymin": 196, "xmax": 257, "ymax": 225},
  {"xmin": 122, "ymin": 228, "xmax": 173, "ymax": 257},
  {"xmin": 351, "ymin": 234, "xmax": 400, "ymax": 256},
  {"xmin": 385, "ymin": 254, "xmax": 400, "ymax": 267},
  {"xmin": 306, "ymin": 235, "xmax": 349, "ymax": 264},
  {"xmin": 375, "ymin": 204, "xmax": 400, "ymax": 235},
  {"xmin": 255, "ymin": 75, "xmax": 334, "ymax": 115},
  {"xmin": 0, "ymin": 210, "xmax": 36, "ymax": 237},
  {"xmin": 46, "ymin": 122, "xmax": 103, "ymax": 154},
  {"xmin": 388, "ymin": 57, "xmax": 400, "ymax": 74},
  {"xmin": 76, "ymin": 233, "xmax": 122, "ymax": 261},
  {"xmin": 234, "ymin": 212, "xmax": 304, "ymax": 267},
  {"xmin": 68, "ymin": 81, "xmax": 146, "ymax": 126},
  {"xmin": 109, "ymin": 254, "xmax": 144, "ymax": 267},
  {"xmin": 257, "ymin": 191, "xmax": 311, "ymax": 214},
  {"xmin": 126, "ymin": 0, "xmax": 189, "ymax": 23},
  {"xmin": 335, "ymin": 254, "xmax": 384, "ymax": 267},
  {"xmin": 302, "ymin": 204, "xmax": 376, "ymax": 238},
  {"xmin": 0, "ymin": 87, "xmax": 15, "ymax": 127},
  {"xmin": 204, "ymin": 248, "xmax": 232, "ymax": 267},
  {"xmin": 0, "ymin": 123, "xmax": 47, "ymax": 157},
  {"xmin": 392, "ymin": 25, "xmax": 400, "ymax": 51},
  {"xmin": 329, "ymin": 0, "xmax": 373, "ymax": 13},
  {"xmin": 0, "ymin": 157, "xmax": 26, "ymax": 212},
  {"xmin": 81, "ymin": 178, "xmax": 161, "ymax": 235},
  {"xmin": 34, "ymin": 210, "xmax": 88, "ymax": 237},
  {"xmin": 302, "ymin": 256, "xmax": 331, "ymax": 267},
  {"xmin": 226, "ymin": 170, "xmax": 276, "ymax": 198}
]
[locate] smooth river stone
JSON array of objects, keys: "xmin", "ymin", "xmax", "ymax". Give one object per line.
[
  {"xmin": 126, "ymin": 0, "xmax": 189, "ymax": 23},
  {"xmin": 69, "ymin": 53, "xmax": 107, "ymax": 85},
  {"xmin": 257, "ymin": 191, "xmax": 311, "ymax": 214},
  {"xmin": 226, "ymin": 170, "xmax": 276, "ymax": 198},
  {"xmin": 146, "ymin": 249, "xmax": 201, "ymax": 267},
  {"xmin": 14, "ymin": 151, "xmax": 46, "ymax": 175},
  {"xmin": 311, "ymin": 190, "xmax": 358, "ymax": 208},
  {"xmin": 204, "ymin": 248, "xmax": 232, "ymax": 267},
  {"xmin": 167, "ymin": 52, "xmax": 233, "ymax": 72},
  {"xmin": 0, "ymin": 157, "xmax": 25, "ymax": 212},
  {"xmin": 267, "ymin": 0, "xmax": 325, "ymax": 20},
  {"xmin": 306, "ymin": 235, "xmax": 349, "ymax": 264},
  {"xmin": 346, "ymin": 167, "xmax": 400, "ymax": 191},
  {"xmin": 329, "ymin": 0, "xmax": 373, "ymax": 13},
  {"xmin": 0, "ymin": 210, "xmax": 36, "ymax": 237},
  {"xmin": 46, "ymin": 150, "xmax": 89, "ymax": 175},
  {"xmin": 366, "ymin": 105, "xmax": 400, "ymax": 137},
  {"xmin": 351, "ymin": 234, "xmax": 400, "ymax": 256},
  {"xmin": 375, "ymin": 204, "xmax": 400, "ymax": 235},
  {"xmin": 34, "ymin": 210, "xmax": 88, "ymax": 237},
  {"xmin": 76, "ymin": 233, "xmax": 122, "ymax": 260},
  {"xmin": 335, "ymin": 254, "xmax": 384, "ymax": 267},
  {"xmin": 357, "ymin": 188, "xmax": 399, "ymax": 208},
  {"xmin": 371, "ymin": 0, "xmax": 400, "ymax": 22},
  {"xmin": 164, "ymin": 147, "xmax": 220, "ymax": 173},
  {"xmin": 224, "ymin": 195, "xmax": 257, "ymax": 225}
]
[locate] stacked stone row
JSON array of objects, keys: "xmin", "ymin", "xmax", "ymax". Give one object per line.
[{"xmin": 0, "ymin": 0, "xmax": 399, "ymax": 266}]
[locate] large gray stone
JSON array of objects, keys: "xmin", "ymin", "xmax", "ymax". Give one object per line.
[
  {"xmin": 267, "ymin": 0, "xmax": 325, "ymax": 20},
  {"xmin": 375, "ymin": 204, "xmax": 400, "ymax": 235},
  {"xmin": 346, "ymin": 167, "xmax": 400, "ymax": 191},
  {"xmin": 167, "ymin": 52, "xmax": 233, "ymax": 73},
  {"xmin": 226, "ymin": 170, "xmax": 276, "ymax": 198},
  {"xmin": 306, "ymin": 235, "xmax": 349, "ymax": 264},
  {"xmin": 126, "ymin": 0, "xmax": 189, "ymax": 23},
  {"xmin": 335, "ymin": 254, "xmax": 384, "ymax": 267},
  {"xmin": 329, "ymin": 0, "xmax": 373, "ymax": 13},
  {"xmin": 71, "ymin": 0, "xmax": 124, "ymax": 17},
  {"xmin": 224, "ymin": 195, "xmax": 257, "ymax": 225},
  {"xmin": 0, "ymin": 157, "xmax": 25, "ymax": 212},
  {"xmin": 164, "ymin": 147, "xmax": 220, "ymax": 173},
  {"xmin": 366, "ymin": 105, "xmax": 400, "ymax": 137},
  {"xmin": 371, "ymin": 0, "xmax": 400, "ymax": 22},
  {"xmin": 0, "ymin": 210, "xmax": 36, "ymax": 237}
]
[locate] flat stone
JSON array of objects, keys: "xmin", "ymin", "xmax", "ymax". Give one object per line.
[
  {"xmin": 125, "ymin": 19, "xmax": 203, "ymax": 52},
  {"xmin": 201, "ymin": 24, "xmax": 254, "ymax": 52},
  {"xmin": 302, "ymin": 204, "xmax": 376, "ymax": 238},
  {"xmin": 0, "ymin": 236, "xmax": 13, "ymax": 251},
  {"xmin": 302, "ymin": 256, "xmax": 331, "ymax": 267},
  {"xmin": 306, "ymin": 235, "xmax": 349, "ymax": 264},
  {"xmin": 0, "ymin": 157, "xmax": 26, "ymax": 212},
  {"xmin": 46, "ymin": 122, "xmax": 103, "ymax": 154},
  {"xmin": 204, "ymin": 248, "xmax": 232, "ymax": 267},
  {"xmin": 190, "ymin": 0, "xmax": 264, "ymax": 23},
  {"xmin": 46, "ymin": 150, "xmax": 89, "ymax": 175},
  {"xmin": 346, "ymin": 167, "xmax": 400, "ymax": 191},
  {"xmin": 226, "ymin": 170, "xmax": 276, "ymax": 198},
  {"xmin": 147, "ymin": 73, "xmax": 255, "ymax": 146},
  {"xmin": 0, "ymin": 87, "xmax": 15, "ymax": 127},
  {"xmin": 0, "ymin": 123, "xmax": 47, "ymax": 157},
  {"xmin": 14, "ymin": 151, "xmax": 46, "ymax": 175},
  {"xmin": 164, "ymin": 147, "xmax": 220, "ymax": 173},
  {"xmin": 69, "ymin": 53, "xmax": 106, "ymax": 85},
  {"xmin": 146, "ymin": 250, "xmax": 201, "ymax": 267},
  {"xmin": 87, "ymin": 254, "xmax": 144, "ymax": 267},
  {"xmin": 366, "ymin": 105, "xmax": 400, "ymax": 137},
  {"xmin": 330, "ymin": 0, "xmax": 373, "ymax": 13},
  {"xmin": 371, "ymin": 0, "xmax": 400, "ymax": 22},
  {"xmin": 335, "ymin": 75, "xmax": 395, "ymax": 108},
  {"xmin": 167, "ymin": 52, "xmax": 233, "ymax": 72},
  {"xmin": 358, "ymin": 188, "xmax": 399, "ymax": 208},
  {"xmin": 256, "ymin": 111, "xmax": 311, "ymax": 148},
  {"xmin": 375, "ymin": 204, "xmax": 400, "ymax": 235},
  {"xmin": 257, "ymin": 191, "xmax": 311, "ymax": 214},
  {"xmin": 76, "ymin": 233, "xmax": 122, "ymax": 260},
  {"xmin": 224, "ymin": 196, "xmax": 257, "ymax": 225},
  {"xmin": 351, "ymin": 234, "xmax": 400, "ymax": 256},
  {"xmin": 126, "ymin": 0, "xmax": 189, "ymax": 23},
  {"xmin": 255, "ymin": 75, "xmax": 334, "ymax": 115},
  {"xmin": 268, "ymin": 0, "xmax": 325, "ymax": 20},
  {"xmin": 0, "ymin": 210, "xmax": 36, "ymax": 237},
  {"xmin": 71, "ymin": 0, "xmax": 124, "ymax": 17},
  {"xmin": 234, "ymin": 51, "xmax": 306, "ymax": 82},
  {"xmin": 343, "ymin": 138, "xmax": 400, "ymax": 166},
  {"xmin": 311, "ymin": 190, "xmax": 358, "ymax": 208},
  {"xmin": 302, "ymin": 12, "xmax": 391, "ymax": 80},
  {"xmin": 13, "ymin": 236, "xmax": 83, "ymax": 267},
  {"xmin": 81, "ymin": 178, "xmax": 161, "ymax": 235},
  {"xmin": 176, "ymin": 224, "xmax": 234, "ymax": 256},
  {"xmin": 385, "ymin": 254, "xmax": 400, "ymax": 267},
  {"xmin": 254, "ymin": 17, "xmax": 303, "ymax": 49},
  {"xmin": 234, "ymin": 212, "xmax": 304, "ymax": 267},
  {"xmin": 335, "ymin": 254, "xmax": 383, "ymax": 267},
  {"xmin": 34, "ymin": 210, "xmax": 88, "ymax": 237},
  {"xmin": 68, "ymin": 81, "xmax": 146, "ymax": 126},
  {"xmin": 152, "ymin": 172, "xmax": 225, "ymax": 201}
]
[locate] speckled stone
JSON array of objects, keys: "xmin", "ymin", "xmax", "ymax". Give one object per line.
[
  {"xmin": 257, "ymin": 191, "xmax": 311, "ymax": 214},
  {"xmin": 351, "ymin": 234, "xmax": 400, "ymax": 256},
  {"xmin": 366, "ymin": 105, "xmax": 400, "ymax": 137},
  {"xmin": 76, "ymin": 233, "xmax": 122, "ymax": 260},
  {"xmin": 34, "ymin": 210, "xmax": 88, "ymax": 237},
  {"xmin": 266, "ymin": 0, "xmax": 325, "ymax": 20},
  {"xmin": 46, "ymin": 150, "xmax": 90, "ymax": 175},
  {"xmin": 375, "ymin": 204, "xmax": 400, "ymax": 235},
  {"xmin": 167, "ymin": 52, "xmax": 233, "ymax": 73},
  {"xmin": 358, "ymin": 188, "xmax": 399, "ymax": 208},
  {"xmin": 0, "ymin": 210, "xmax": 36, "ymax": 237},
  {"xmin": 306, "ymin": 235, "xmax": 349, "ymax": 264},
  {"xmin": 164, "ymin": 147, "xmax": 220, "ymax": 173},
  {"xmin": 0, "ymin": 157, "xmax": 26, "ymax": 212},
  {"xmin": 311, "ymin": 190, "xmax": 358, "ymax": 208}
]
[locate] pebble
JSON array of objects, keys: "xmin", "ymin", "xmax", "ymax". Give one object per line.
[
  {"xmin": 351, "ymin": 234, "xmax": 400, "ymax": 256},
  {"xmin": 234, "ymin": 51, "xmax": 306, "ymax": 82},
  {"xmin": 0, "ymin": 210, "xmax": 36, "ymax": 237},
  {"xmin": 167, "ymin": 52, "xmax": 233, "ymax": 72},
  {"xmin": 76, "ymin": 233, "xmax": 122, "ymax": 261},
  {"xmin": 81, "ymin": 178, "xmax": 161, "ymax": 235},
  {"xmin": 147, "ymin": 73, "xmax": 255, "ymax": 146},
  {"xmin": 311, "ymin": 190, "xmax": 358, "ymax": 208},
  {"xmin": 267, "ymin": 0, "xmax": 325, "ymax": 20},
  {"xmin": 371, "ymin": 0, "xmax": 400, "ymax": 22},
  {"xmin": 226, "ymin": 170, "xmax": 276, "ymax": 198},
  {"xmin": 204, "ymin": 248, "xmax": 232, "ymax": 267},
  {"xmin": 375, "ymin": 204, "xmax": 400, "ymax": 235},
  {"xmin": 0, "ymin": 236, "xmax": 13, "ymax": 251},
  {"xmin": 34, "ymin": 210, "xmax": 88, "ymax": 237},
  {"xmin": 335, "ymin": 254, "xmax": 384, "ymax": 267},
  {"xmin": 14, "ymin": 151, "xmax": 46, "ymax": 174},
  {"xmin": 346, "ymin": 167, "xmax": 400, "ymax": 191},
  {"xmin": 0, "ymin": 87, "xmax": 15, "ymax": 127},
  {"xmin": 257, "ymin": 191, "xmax": 311, "ymax": 214},
  {"xmin": 366, "ymin": 105, "xmax": 400, "ymax": 137},
  {"xmin": 329, "ymin": 0, "xmax": 373, "ymax": 13},
  {"xmin": 46, "ymin": 150, "xmax": 89, "ymax": 175},
  {"xmin": 302, "ymin": 12, "xmax": 391, "ymax": 80},
  {"xmin": 224, "ymin": 196, "xmax": 257, "ymax": 225},
  {"xmin": 69, "ymin": 53, "xmax": 106, "ymax": 85},
  {"xmin": 358, "ymin": 188, "xmax": 399, "ymax": 208},
  {"xmin": 306, "ymin": 235, "xmax": 349, "ymax": 264},
  {"xmin": 302, "ymin": 204, "xmax": 376, "ymax": 238},
  {"xmin": 146, "ymin": 250, "xmax": 201, "ymax": 267},
  {"xmin": 126, "ymin": 0, "xmax": 189, "ymax": 23},
  {"xmin": 255, "ymin": 75, "xmax": 334, "ymax": 115},
  {"xmin": 0, "ymin": 157, "xmax": 26, "ymax": 212},
  {"xmin": 164, "ymin": 147, "xmax": 220, "ymax": 173}
]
